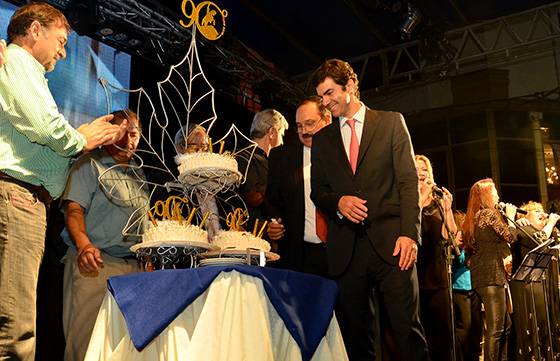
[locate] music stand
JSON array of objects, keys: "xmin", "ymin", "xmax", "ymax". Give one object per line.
[
  {"xmin": 512, "ymin": 237, "xmax": 555, "ymax": 283},
  {"xmin": 511, "ymin": 236, "xmax": 556, "ymax": 360}
]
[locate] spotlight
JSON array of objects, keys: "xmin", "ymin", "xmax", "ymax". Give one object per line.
[
  {"xmin": 400, "ymin": 3, "xmax": 422, "ymax": 39},
  {"xmin": 99, "ymin": 27, "xmax": 113, "ymax": 36}
]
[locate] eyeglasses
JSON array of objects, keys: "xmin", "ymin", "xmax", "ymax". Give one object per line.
[
  {"xmin": 185, "ymin": 143, "xmax": 209, "ymax": 153},
  {"xmin": 296, "ymin": 119, "xmax": 322, "ymax": 133}
]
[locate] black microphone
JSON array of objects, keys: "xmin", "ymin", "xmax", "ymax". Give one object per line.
[
  {"xmin": 495, "ymin": 202, "xmax": 528, "ymax": 215},
  {"xmin": 426, "ymin": 180, "xmax": 444, "ymax": 197}
]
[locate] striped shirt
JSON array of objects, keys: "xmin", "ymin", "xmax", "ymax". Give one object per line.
[{"xmin": 0, "ymin": 44, "xmax": 85, "ymax": 198}]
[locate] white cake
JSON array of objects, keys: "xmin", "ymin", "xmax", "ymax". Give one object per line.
[
  {"xmin": 212, "ymin": 230, "xmax": 271, "ymax": 252},
  {"xmin": 142, "ymin": 220, "xmax": 209, "ymax": 244},
  {"xmin": 176, "ymin": 152, "xmax": 239, "ymax": 178}
]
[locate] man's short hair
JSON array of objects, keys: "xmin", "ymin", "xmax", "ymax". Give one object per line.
[
  {"xmin": 7, "ymin": 2, "xmax": 71, "ymax": 43},
  {"xmin": 174, "ymin": 123, "xmax": 207, "ymax": 151},
  {"xmin": 310, "ymin": 59, "xmax": 360, "ymax": 99},
  {"xmin": 112, "ymin": 109, "xmax": 141, "ymax": 133},
  {"xmin": 297, "ymin": 96, "xmax": 330, "ymax": 120},
  {"xmin": 250, "ymin": 109, "xmax": 288, "ymax": 140}
]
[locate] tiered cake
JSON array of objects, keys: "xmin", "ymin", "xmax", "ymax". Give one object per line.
[
  {"xmin": 133, "ymin": 196, "xmax": 210, "ymax": 250},
  {"xmin": 212, "ymin": 230, "xmax": 271, "ymax": 252},
  {"xmin": 176, "ymin": 151, "xmax": 238, "ymax": 178},
  {"xmin": 209, "ymin": 209, "xmax": 271, "ymax": 252},
  {"xmin": 142, "ymin": 220, "xmax": 208, "ymax": 244}
]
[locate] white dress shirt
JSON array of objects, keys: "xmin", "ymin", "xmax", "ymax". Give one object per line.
[
  {"xmin": 339, "ymin": 103, "xmax": 366, "ymax": 159},
  {"xmin": 303, "ymin": 145, "xmax": 322, "ymax": 244}
]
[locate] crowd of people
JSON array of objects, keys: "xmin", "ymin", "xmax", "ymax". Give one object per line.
[{"xmin": 0, "ymin": 3, "xmax": 559, "ymax": 361}]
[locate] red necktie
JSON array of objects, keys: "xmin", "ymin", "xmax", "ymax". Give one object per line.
[
  {"xmin": 346, "ymin": 118, "xmax": 359, "ymax": 173},
  {"xmin": 316, "ymin": 208, "xmax": 328, "ymax": 244}
]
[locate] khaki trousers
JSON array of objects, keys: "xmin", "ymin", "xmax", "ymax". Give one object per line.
[
  {"xmin": 0, "ymin": 180, "xmax": 46, "ymax": 361},
  {"xmin": 62, "ymin": 247, "xmax": 139, "ymax": 361}
]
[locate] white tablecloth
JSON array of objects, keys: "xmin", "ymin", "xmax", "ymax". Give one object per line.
[{"xmin": 85, "ymin": 270, "xmax": 348, "ymax": 361}]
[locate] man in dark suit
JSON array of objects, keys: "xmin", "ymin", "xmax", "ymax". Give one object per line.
[
  {"xmin": 237, "ymin": 109, "xmax": 288, "ymax": 228},
  {"xmin": 266, "ymin": 96, "xmax": 331, "ymax": 276},
  {"xmin": 310, "ymin": 59, "xmax": 429, "ymax": 361}
]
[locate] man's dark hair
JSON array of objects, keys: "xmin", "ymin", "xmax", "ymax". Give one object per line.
[
  {"xmin": 112, "ymin": 109, "xmax": 141, "ymax": 133},
  {"xmin": 297, "ymin": 96, "xmax": 330, "ymax": 120},
  {"xmin": 7, "ymin": 2, "xmax": 71, "ymax": 43},
  {"xmin": 310, "ymin": 59, "xmax": 360, "ymax": 99}
]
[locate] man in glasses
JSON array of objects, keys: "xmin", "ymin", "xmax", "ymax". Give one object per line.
[
  {"xmin": 174, "ymin": 123, "xmax": 221, "ymax": 237},
  {"xmin": 266, "ymin": 96, "xmax": 331, "ymax": 276},
  {"xmin": 174, "ymin": 123, "xmax": 210, "ymax": 154}
]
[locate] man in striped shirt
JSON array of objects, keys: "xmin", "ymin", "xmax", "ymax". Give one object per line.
[
  {"xmin": 0, "ymin": 39, "xmax": 5, "ymax": 67},
  {"xmin": 0, "ymin": 3, "xmax": 126, "ymax": 360}
]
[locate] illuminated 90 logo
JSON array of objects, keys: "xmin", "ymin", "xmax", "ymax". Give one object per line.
[{"xmin": 179, "ymin": 0, "xmax": 228, "ymax": 41}]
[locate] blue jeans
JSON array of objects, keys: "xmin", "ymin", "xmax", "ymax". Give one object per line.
[
  {"xmin": 0, "ymin": 180, "xmax": 47, "ymax": 361},
  {"xmin": 476, "ymin": 285, "xmax": 511, "ymax": 361}
]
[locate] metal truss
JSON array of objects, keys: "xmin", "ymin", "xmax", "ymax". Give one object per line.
[
  {"xmin": 99, "ymin": 0, "xmax": 304, "ymax": 104},
  {"xmin": 295, "ymin": 1, "xmax": 560, "ymax": 95},
  {"xmin": 37, "ymin": 0, "xmax": 305, "ymax": 105},
  {"xmin": 96, "ymin": 0, "xmax": 193, "ymax": 63}
]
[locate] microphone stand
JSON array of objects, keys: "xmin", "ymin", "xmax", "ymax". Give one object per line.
[
  {"xmin": 433, "ymin": 193, "xmax": 458, "ymax": 361},
  {"xmin": 496, "ymin": 207, "xmax": 555, "ymax": 361}
]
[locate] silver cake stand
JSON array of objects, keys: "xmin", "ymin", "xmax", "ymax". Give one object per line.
[
  {"xmin": 131, "ymin": 241, "xmax": 220, "ymax": 270},
  {"xmin": 177, "ymin": 167, "xmax": 242, "ymax": 194},
  {"xmin": 199, "ymin": 248, "xmax": 280, "ymax": 267}
]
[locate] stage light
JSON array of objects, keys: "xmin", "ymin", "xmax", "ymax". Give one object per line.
[
  {"xmin": 113, "ymin": 33, "xmax": 128, "ymax": 42},
  {"xmin": 99, "ymin": 27, "xmax": 114, "ymax": 36},
  {"xmin": 400, "ymin": 3, "xmax": 422, "ymax": 39}
]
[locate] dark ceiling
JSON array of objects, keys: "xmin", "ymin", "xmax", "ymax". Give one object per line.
[
  {"xmin": 8, "ymin": 0, "xmax": 560, "ymax": 103},
  {"xmin": 209, "ymin": 0, "xmax": 560, "ymax": 77}
]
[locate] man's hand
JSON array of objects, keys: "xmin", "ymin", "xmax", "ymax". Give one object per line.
[
  {"xmin": 267, "ymin": 218, "xmax": 285, "ymax": 241},
  {"xmin": 393, "ymin": 236, "xmax": 418, "ymax": 271},
  {"xmin": 77, "ymin": 243, "xmax": 104, "ymax": 275},
  {"xmin": 77, "ymin": 114, "xmax": 127, "ymax": 152},
  {"xmin": 0, "ymin": 39, "xmax": 6, "ymax": 68},
  {"xmin": 515, "ymin": 218, "xmax": 531, "ymax": 227},
  {"xmin": 338, "ymin": 195, "xmax": 368, "ymax": 223}
]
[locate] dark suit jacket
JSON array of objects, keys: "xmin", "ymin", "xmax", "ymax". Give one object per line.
[
  {"xmin": 310, "ymin": 108, "xmax": 421, "ymax": 276},
  {"xmin": 266, "ymin": 142, "xmax": 306, "ymax": 271}
]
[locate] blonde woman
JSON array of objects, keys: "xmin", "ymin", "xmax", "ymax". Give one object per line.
[{"xmin": 415, "ymin": 155, "xmax": 457, "ymax": 361}]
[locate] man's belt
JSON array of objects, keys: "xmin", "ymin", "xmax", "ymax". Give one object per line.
[{"xmin": 0, "ymin": 171, "xmax": 53, "ymax": 205}]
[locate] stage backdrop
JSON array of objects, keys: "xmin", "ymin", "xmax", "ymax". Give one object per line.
[{"xmin": 0, "ymin": 0, "xmax": 131, "ymax": 127}]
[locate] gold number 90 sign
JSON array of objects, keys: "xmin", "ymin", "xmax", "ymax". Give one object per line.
[{"xmin": 180, "ymin": 0, "xmax": 228, "ymax": 41}]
